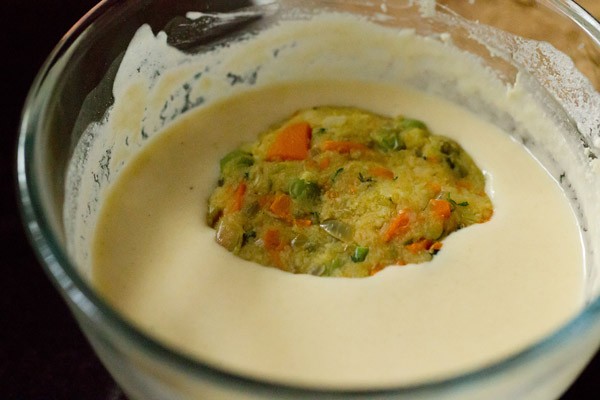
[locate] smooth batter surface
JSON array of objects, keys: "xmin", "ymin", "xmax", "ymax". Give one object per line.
[{"xmin": 92, "ymin": 80, "xmax": 584, "ymax": 389}]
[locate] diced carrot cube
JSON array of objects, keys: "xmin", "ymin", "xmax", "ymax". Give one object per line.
[
  {"xmin": 406, "ymin": 239, "xmax": 433, "ymax": 254},
  {"xmin": 263, "ymin": 229, "xmax": 281, "ymax": 250},
  {"xmin": 266, "ymin": 122, "xmax": 312, "ymax": 161},
  {"xmin": 269, "ymin": 193, "xmax": 292, "ymax": 220},
  {"xmin": 225, "ymin": 182, "xmax": 246, "ymax": 214},
  {"xmin": 368, "ymin": 166, "xmax": 395, "ymax": 180},
  {"xmin": 321, "ymin": 140, "xmax": 369, "ymax": 153},
  {"xmin": 430, "ymin": 199, "xmax": 452, "ymax": 220},
  {"xmin": 383, "ymin": 210, "xmax": 411, "ymax": 242}
]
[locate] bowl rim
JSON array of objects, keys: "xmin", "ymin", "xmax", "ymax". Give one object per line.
[{"xmin": 16, "ymin": 0, "xmax": 600, "ymax": 396}]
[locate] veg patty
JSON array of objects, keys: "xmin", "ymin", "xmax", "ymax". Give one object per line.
[{"xmin": 207, "ymin": 107, "xmax": 493, "ymax": 277}]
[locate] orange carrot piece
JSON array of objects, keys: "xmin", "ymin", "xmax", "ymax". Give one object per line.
[
  {"xmin": 456, "ymin": 180, "xmax": 473, "ymax": 190},
  {"xmin": 430, "ymin": 199, "xmax": 452, "ymax": 220},
  {"xmin": 430, "ymin": 241, "xmax": 443, "ymax": 251},
  {"xmin": 269, "ymin": 193, "xmax": 292, "ymax": 220},
  {"xmin": 263, "ymin": 229, "xmax": 285, "ymax": 268},
  {"xmin": 406, "ymin": 239, "xmax": 433, "ymax": 254},
  {"xmin": 319, "ymin": 157, "xmax": 331, "ymax": 170},
  {"xmin": 383, "ymin": 210, "xmax": 411, "ymax": 242},
  {"xmin": 266, "ymin": 122, "xmax": 312, "ymax": 161},
  {"xmin": 225, "ymin": 182, "xmax": 246, "ymax": 214},
  {"xmin": 263, "ymin": 228, "xmax": 282, "ymax": 250},
  {"xmin": 369, "ymin": 263, "xmax": 385, "ymax": 276},
  {"xmin": 368, "ymin": 166, "xmax": 395, "ymax": 180},
  {"xmin": 258, "ymin": 194, "xmax": 273, "ymax": 208},
  {"xmin": 293, "ymin": 218, "xmax": 312, "ymax": 227},
  {"xmin": 481, "ymin": 208, "xmax": 494, "ymax": 222},
  {"xmin": 428, "ymin": 182, "xmax": 442, "ymax": 194},
  {"xmin": 321, "ymin": 140, "xmax": 369, "ymax": 153}
]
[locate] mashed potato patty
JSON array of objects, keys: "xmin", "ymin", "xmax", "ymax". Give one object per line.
[{"xmin": 207, "ymin": 107, "xmax": 493, "ymax": 277}]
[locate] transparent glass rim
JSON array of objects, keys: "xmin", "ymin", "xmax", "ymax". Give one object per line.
[{"xmin": 16, "ymin": 0, "xmax": 600, "ymax": 396}]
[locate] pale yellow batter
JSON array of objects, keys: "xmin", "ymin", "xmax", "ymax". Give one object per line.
[{"xmin": 92, "ymin": 80, "xmax": 584, "ymax": 389}]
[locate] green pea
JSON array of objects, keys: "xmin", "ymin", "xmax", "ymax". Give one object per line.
[
  {"xmin": 219, "ymin": 150, "xmax": 254, "ymax": 173},
  {"xmin": 400, "ymin": 118, "xmax": 427, "ymax": 131},
  {"xmin": 372, "ymin": 128, "xmax": 405, "ymax": 151},
  {"xmin": 351, "ymin": 246, "xmax": 369, "ymax": 263},
  {"xmin": 289, "ymin": 179, "xmax": 321, "ymax": 201}
]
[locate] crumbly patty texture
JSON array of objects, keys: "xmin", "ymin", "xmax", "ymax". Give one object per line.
[{"xmin": 207, "ymin": 107, "xmax": 493, "ymax": 277}]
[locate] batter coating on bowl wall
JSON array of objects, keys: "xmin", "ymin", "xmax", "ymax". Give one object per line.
[{"xmin": 207, "ymin": 107, "xmax": 493, "ymax": 277}]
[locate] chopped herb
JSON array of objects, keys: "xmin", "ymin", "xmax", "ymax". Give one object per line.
[
  {"xmin": 315, "ymin": 127, "xmax": 327, "ymax": 134},
  {"xmin": 446, "ymin": 193, "xmax": 469, "ymax": 209},
  {"xmin": 242, "ymin": 230, "xmax": 257, "ymax": 246},
  {"xmin": 358, "ymin": 172, "xmax": 373, "ymax": 183},
  {"xmin": 310, "ymin": 211, "xmax": 321, "ymax": 224},
  {"xmin": 445, "ymin": 156, "xmax": 468, "ymax": 178},
  {"xmin": 440, "ymin": 140, "xmax": 459, "ymax": 155},
  {"xmin": 332, "ymin": 167, "xmax": 344, "ymax": 182}
]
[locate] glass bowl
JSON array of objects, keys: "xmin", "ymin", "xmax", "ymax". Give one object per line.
[{"xmin": 17, "ymin": 0, "xmax": 600, "ymax": 399}]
